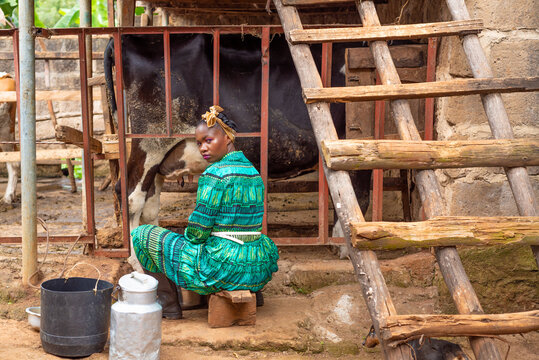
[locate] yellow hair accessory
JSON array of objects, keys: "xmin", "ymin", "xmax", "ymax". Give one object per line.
[{"xmin": 201, "ymin": 105, "xmax": 236, "ymax": 142}]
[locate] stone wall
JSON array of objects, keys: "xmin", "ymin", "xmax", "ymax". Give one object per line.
[
  {"xmin": 0, "ymin": 36, "xmax": 108, "ymax": 175},
  {"xmin": 434, "ymin": 0, "xmax": 539, "ymax": 216},
  {"xmin": 0, "ymin": 36, "xmax": 109, "ymax": 144}
]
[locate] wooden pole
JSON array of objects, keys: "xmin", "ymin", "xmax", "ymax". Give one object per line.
[
  {"xmin": 355, "ymin": 1, "xmax": 503, "ymax": 359},
  {"xmin": 321, "ymin": 139, "xmax": 539, "ymax": 170},
  {"xmin": 118, "ymin": 0, "xmax": 135, "ymax": 26},
  {"xmin": 445, "ymin": 0, "xmax": 539, "ymax": 268},
  {"xmin": 304, "ymin": 76, "xmax": 539, "ymax": 103},
  {"xmin": 351, "ymin": 216, "xmax": 539, "ymax": 249},
  {"xmin": 273, "ymin": 1, "xmax": 411, "ymax": 358},
  {"xmin": 289, "ymin": 20, "xmax": 483, "ymax": 44},
  {"xmin": 381, "ymin": 311, "xmax": 539, "ymax": 344}
]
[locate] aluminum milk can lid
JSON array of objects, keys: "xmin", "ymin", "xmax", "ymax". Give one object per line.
[{"xmin": 118, "ymin": 271, "xmax": 158, "ymax": 293}]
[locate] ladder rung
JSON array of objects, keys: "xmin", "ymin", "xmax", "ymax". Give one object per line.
[
  {"xmin": 321, "ymin": 139, "xmax": 539, "ymax": 170},
  {"xmin": 382, "ymin": 311, "xmax": 539, "ymax": 344},
  {"xmin": 282, "ymin": 0, "xmax": 388, "ymax": 5},
  {"xmin": 304, "ymin": 76, "xmax": 539, "ymax": 103},
  {"xmin": 350, "ymin": 216, "xmax": 539, "ymax": 250},
  {"xmin": 289, "ymin": 20, "xmax": 482, "ymax": 44}
]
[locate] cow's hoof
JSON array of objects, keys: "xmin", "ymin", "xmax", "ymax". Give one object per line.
[{"xmin": 127, "ymin": 255, "xmax": 144, "ymax": 273}]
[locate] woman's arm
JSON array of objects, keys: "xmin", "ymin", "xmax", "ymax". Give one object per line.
[{"xmin": 184, "ymin": 173, "xmax": 225, "ymax": 244}]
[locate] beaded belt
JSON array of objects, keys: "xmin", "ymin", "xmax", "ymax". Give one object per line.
[{"xmin": 210, "ymin": 231, "xmax": 262, "ymax": 245}]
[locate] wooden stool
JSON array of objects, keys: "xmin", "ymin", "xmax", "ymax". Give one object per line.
[{"xmin": 208, "ymin": 290, "xmax": 256, "ymax": 328}]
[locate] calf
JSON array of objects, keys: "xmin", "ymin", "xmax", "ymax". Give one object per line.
[{"xmin": 0, "ymin": 72, "xmax": 18, "ymax": 204}]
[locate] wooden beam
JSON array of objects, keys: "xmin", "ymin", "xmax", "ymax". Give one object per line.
[
  {"xmin": 351, "ymin": 216, "xmax": 539, "ymax": 250},
  {"xmin": 0, "ymin": 149, "xmax": 82, "ymax": 163},
  {"xmin": 356, "ymin": 2, "xmax": 503, "ymax": 358},
  {"xmin": 289, "ymin": 20, "xmax": 482, "ymax": 44},
  {"xmin": 381, "ymin": 311, "xmax": 539, "ymax": 344},
  {"xmin": 0, "ymin": 89, "xmax": 101, "ymax": 102},
  {"xmin": 117, "ymin": 0, "xmax": 135, "ymax": 26},
  {"xmin": 282, "ymin": 0, "xmax": 387, "ymax": 5},
  {"xmin": 304, "ymin": 77, "xmax": 539, "ymax": 103},
  {"xmin": 347, "ymin": 45, "xmax": 427, "ymax": 70},
  {"xmin": 445, "ymin": 0, "xmax": 539, "ymax": 268},
  {"xmin": 322, "ymin": 139, "xmax": 539, "ymax": 170},
  {"xmin": 274, "ymin": 1, "xmax": 410, "ymax": 359},
  {"xmin": 55, "ymin": 125, "xmax": 103, "ymax": 153},
  {"xmin": 87, "ymin": 75, "xmax": 106, "ymax": 87},
  {"xmin": 0, "ymin": 51, "xmax": 104, "ymax": 60}
]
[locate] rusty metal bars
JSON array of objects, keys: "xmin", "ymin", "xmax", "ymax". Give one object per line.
[
  {"xmin": 113, "ymin": 31, "xmax": 132, "ymax": 251},
  {"xmin": 260, "ymin": 27, "xmax": 270, "ymax": 234},
  {"xmin": 78, "ymin": 30, "xmax": 96, "ymax": 239}
]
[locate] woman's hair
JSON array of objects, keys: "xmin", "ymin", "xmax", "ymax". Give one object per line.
[
  {"xmin": 197, "ymin": 111, "xmax": 239, "ymax": 133},
  {"xmin": 216, "ymin": 112, "xmax": 239, "ymax": 132}
]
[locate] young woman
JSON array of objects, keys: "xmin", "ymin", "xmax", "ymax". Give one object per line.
[{"xmin": 131, "ymin": 105, "xmax": 279, "ymax": 319}]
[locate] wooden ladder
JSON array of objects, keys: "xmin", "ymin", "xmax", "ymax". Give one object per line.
[{"xmin": 272, "ymin": 1, "xmax": 539, "ymax": 359}]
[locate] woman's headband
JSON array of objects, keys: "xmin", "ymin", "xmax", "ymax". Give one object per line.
[{"xmin": 201, "ymin": 105, "xmax": 236, "ymax": 142}]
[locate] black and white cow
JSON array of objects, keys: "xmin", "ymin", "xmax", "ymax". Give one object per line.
[
  {"xmin": 104, "ymin": 33, "xmax": 371, "ymax": 260},
  {"xmin": 0, "ymin": 72, "xmax": 18, "ymax": 204}
]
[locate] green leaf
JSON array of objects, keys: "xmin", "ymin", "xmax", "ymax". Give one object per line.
[
  {"xmin": 135, "ymin": 6, "xmax": 144, "ymax": 16},
  {"xmin": 34, "ymin": 10, "xmax": 45, "ymax": 27},
  {"xmin": 53, "ymin": 6, "xmax": 79, "ymax": 28}
]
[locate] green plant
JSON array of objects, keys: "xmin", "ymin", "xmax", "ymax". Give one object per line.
[{"xmin": 0, "ymin": 0, "xmax": 109, "ymax": 29}]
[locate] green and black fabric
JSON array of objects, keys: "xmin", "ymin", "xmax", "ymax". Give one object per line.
[{"xmin": 132, "ymin": 151, "xmax": 279, "ymax": 295}]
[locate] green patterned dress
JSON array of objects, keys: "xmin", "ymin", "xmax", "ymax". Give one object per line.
[{"xmin": 131, "ymin": 151, "xmax": 279, "ymax": 295}]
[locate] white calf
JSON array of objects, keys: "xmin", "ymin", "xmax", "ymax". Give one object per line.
[{"xmin": 0, "ymin": 73, "xmax": 18, "ymax": 204}]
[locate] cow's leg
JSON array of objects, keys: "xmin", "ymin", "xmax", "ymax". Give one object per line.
[
  {"xmin": 3, "ymin": 162, "xmax": 19, "ymax": 204},
  {"xmin": 127, "ymin": 163, "xmax": 163, "ymax": 272},
  {"xmin": 140, "ymin": 173, "xmax": 163, "ymax": 226}
]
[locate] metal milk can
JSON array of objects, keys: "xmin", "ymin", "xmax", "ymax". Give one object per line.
[{"xmin": 109, "ymin": 272, "xmax": 162, "ymax": 360}]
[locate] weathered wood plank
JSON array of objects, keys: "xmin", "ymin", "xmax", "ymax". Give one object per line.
[
  {"xmin": 87, "ymin": 75, "xmax": 106, "ymax": 87},
  {"xmin": 0, "ymin": 51, "xmax": 104, "ymax": 60},
  {"xmin": 0, "ymin": 149, "xmax": 82, "ymax": 163},
  {"xmin": 282, "ymin": 0, "xmax": 387, "ymax": 5},
  {"xmin": 322, "ymin": 139, "xmax": 539, "ymax": 170},
  {"xmin": 356, "ymin": 2, "xmax": 503, "ymax": 358},
  {"xmin": 347, "ymin": 45, "xmax": 427, "ymax": 70},
  {"xmin": 55, "ymin": 125, "xmax": 103, "ymax": 153},
  {"xmin": 381, "ymin": 311, "xmax": 539, "ymax": 344},
  {"xmin": 445, "ymin": 0, "xmax": 539, "ymax": 268},
  {"xmin": 351, "ymin": 216, "xmax": 539, "ymax": 250},
  {"xmin": 274, "ymin": 1, "xmax": 410, "ymax": 359},
  {"xmin": 304, "ymin": 77, "xmax": 539, "ymax": 103},
  {"xmin": 289, "ymin": 20, "xmax": 482, "ymax": 44},
  {"xmin": 0, "ymin": 89, "xmax": 101, "ymax": 102}
]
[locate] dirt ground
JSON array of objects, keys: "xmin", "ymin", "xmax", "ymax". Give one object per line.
[{"xmin": 1, "ymin": 176, "xmax": 538, "ymax": 359}]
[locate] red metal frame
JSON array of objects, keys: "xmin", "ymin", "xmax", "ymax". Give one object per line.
[
  {"xmin": 78, "ymin": 31, "xmax": 96, "ymax": 240},
  {"xmin": 260, "ymin": 27, "xmax": 270, "ymax": 234},
  {"xmin": 373, "ymin": 72, "xmax": 385, "ymax": 221},
  {"xmin": 319, "ymin": 43, "xmax": 332, "ymax": 243},
  {"xmin": 13, "ymin": 30, "xmax": 21, "ymax": 138},
  {"xmin": 164, "ymin": 29, "xmax": 173, "ymax": 136},
  {"xmin": 0, "ymin": 25, "xmax": 346, "ymax": 251},
  {"xmin": 424, "ymin": 37, "xmax": 438, "ymax": 141},
  {"xmin": 213, "ymin": 30, "xmax": 220, "ymax": 105},
  {"xmin": 113, "ymin": 31, "xmax": 132, "ymax": 252}
]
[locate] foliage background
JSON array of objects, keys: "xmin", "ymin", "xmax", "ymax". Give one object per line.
[{"xmin": 0, "ymin": 0, "xmax": 109, "ymax": 28}]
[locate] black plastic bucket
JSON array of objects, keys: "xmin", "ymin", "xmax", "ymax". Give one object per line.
[{"xmin": 40, "ymin": 277, "xmax": 114, "ymax": 358}]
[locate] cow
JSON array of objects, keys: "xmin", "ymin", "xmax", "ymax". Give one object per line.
[
  {"xmin": 0, "ymin": 72, "xmax": 18, "ymax": 205},
  {"xmin": 104, "ymin": 33, "xmax": 371, "ymax": 266}
]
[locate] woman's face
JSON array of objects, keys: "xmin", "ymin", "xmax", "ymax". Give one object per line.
[{"xmin": 195, "ymin": 123, "xmax": 231, "ymax": 163}]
